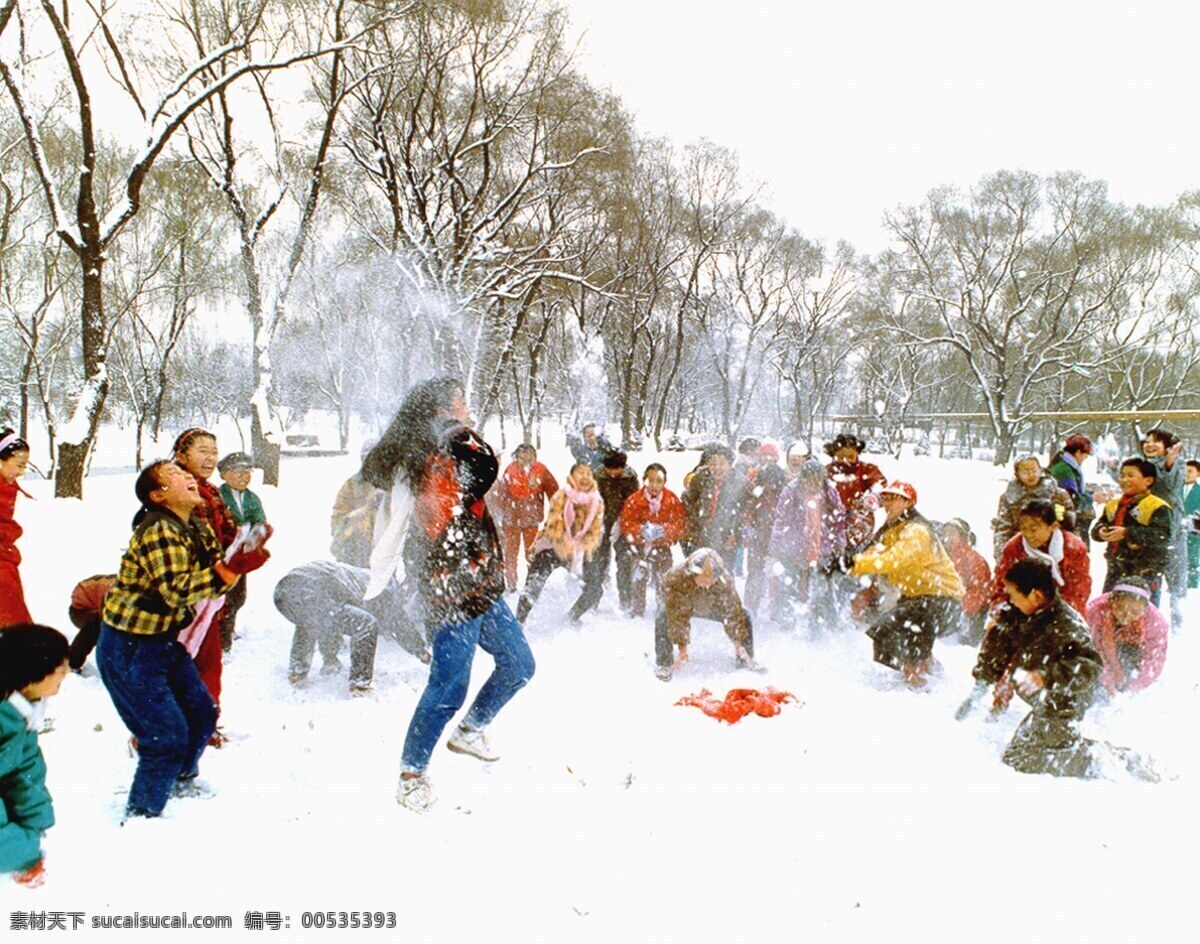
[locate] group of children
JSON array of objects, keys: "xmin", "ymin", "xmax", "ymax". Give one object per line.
[
  {"xmin": 1, "ymin": 416, "xmax": 1191, "ymax": 863},
  {"xmin": 0, "ymin": 425, "xmax": 272, "ymax": 883}
]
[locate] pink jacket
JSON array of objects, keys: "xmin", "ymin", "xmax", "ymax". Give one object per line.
[{"xmin": 1085, "ymin": 594, "xmax": 1168, "ymax": 694}]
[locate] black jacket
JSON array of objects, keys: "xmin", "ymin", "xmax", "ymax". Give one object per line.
[
  {"xmin": 1090, "ymin": 493, "xmax": 1172, "ymax": 582},
  {"xmin": 596, "ymin": 467, "xmax": 640, "ymax": 533},
  {"xmin": 407, "ymin": 424, "xmax": 506, "ymax": 627},
  {"xmin": 973, "ymin": 596, "xmax": 1102, "ymax": 717}
]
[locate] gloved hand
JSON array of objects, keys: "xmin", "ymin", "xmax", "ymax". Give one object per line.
[
  {"xmin": 226, "ymin": 545, "xmax": 270, "ymax": 574},
  {"xmin": 641, "ymin": 522, "xmax": 665, "ymax": 544},
  {"xmin": 220, "ymin": 523, "xmax": 273, "ymax": 576},
  {"xmin": 15, "ymin": 858, "xmax": 46, "ymax": 887},
  {"xmin": 241, "ymin": 522, "xmax": 274, "ymax": 552},
  {"xmin": 954, "ymin": 681, "xmax": 990, "ymax": 721}
]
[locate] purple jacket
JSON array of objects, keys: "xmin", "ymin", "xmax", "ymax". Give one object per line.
[{"xmin": 769, "ymin": 477, "xmax": 848, "ymax": 564}]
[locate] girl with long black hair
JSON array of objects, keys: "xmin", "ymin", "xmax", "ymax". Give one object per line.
[{"xmin": 364, "ymin": 378, "xmax": 534, "ymax": 813}]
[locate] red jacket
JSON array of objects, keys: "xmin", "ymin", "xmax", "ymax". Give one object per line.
[
  {"xmin": 947, "ymin": 541, "xmax": 991, "ymax": 617},
  {"xmin": 619, "ymin": 487, "xmax": 688, "ymax": 551},
  {"xmin": 493, "ymin": 461, "xmax": 559, "ymax": 530},
  {"xmin": 0, "ymin": 477, "xmax": 26, "ymax": 565},
  {"xmin": 826, "ymin": 460, "xmax": 886, "ymax": 547},
  {"xmin": 990, "ymin": 530, "xmax": 1091, "ymax": 616}
]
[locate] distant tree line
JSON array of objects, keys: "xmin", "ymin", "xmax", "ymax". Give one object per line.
[{"xmin": 2, "ymin": 0, "xmax": 1198, "ymax": 494}]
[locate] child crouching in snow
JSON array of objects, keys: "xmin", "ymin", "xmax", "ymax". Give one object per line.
[
  {"xmin": 515, "ymin": 462, "xmax": 605, "ymax": 623},
  {"xmin": 1, "ymin": 623, "xmax": 70, "ymax": 887},
  {"xmin": 654, "ymin": 548, "xmax": 758, "ymax": 681}
]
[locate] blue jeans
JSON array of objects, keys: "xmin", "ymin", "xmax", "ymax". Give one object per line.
[
  {"xmin": 400, "ymin": 599, "xmax": 535, "ymax": 774},
  {"xmin": 96, "ymin": 625, "xmax": 218, "ymax": 816}
]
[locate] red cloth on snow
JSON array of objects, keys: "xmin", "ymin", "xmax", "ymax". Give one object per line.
[{"xmin": 675, "ymin": 687, "xmax": 799, "ymax": 723}]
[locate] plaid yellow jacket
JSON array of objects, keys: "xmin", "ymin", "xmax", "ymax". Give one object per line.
[{"xmin": 101, "ymin": 508, "xmax": 233, "ymax": 636}]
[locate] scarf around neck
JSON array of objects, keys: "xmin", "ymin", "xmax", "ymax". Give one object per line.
[
  {"xmin": 1022, "ymin": 527, "xmax": 1065, "ymax": 585},
  {"xmin": 562, "ymin": 486, "xmax": 602, "ymax": 539}
]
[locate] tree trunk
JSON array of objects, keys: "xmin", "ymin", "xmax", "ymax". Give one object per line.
[
  {"xmin": 251, "ymin": 406, "xmax": 281, "ymax": 486},
  {"xmin": 54, "ymin": 255, "xmax": 108, "ymax": 499},
  {"xmin": 994, "ymin": 423, "xmax": 1016, "ymax": 465}
]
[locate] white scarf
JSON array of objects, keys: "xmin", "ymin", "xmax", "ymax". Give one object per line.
[
  {"xmin": 1022, "ymin": 528, "xmax": 1064, "ymax": 585},
  {"xmin": 365, "ymin": 479, "xmax": 414, "ymax": 600}
]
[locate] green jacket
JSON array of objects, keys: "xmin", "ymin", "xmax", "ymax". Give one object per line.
[
  {"xmin": 0, "ymin": 697, "xmax": 53, "ymax": 872},
  {"xmin": 219, "ymin": 484, "xmax": 267, "ymax": 527}
]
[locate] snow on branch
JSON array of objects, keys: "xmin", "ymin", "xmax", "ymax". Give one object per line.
[
  {"xmin": 0, "ymin": 57, "xmax": 81, "ymax": 249},
  {"xmin": 101, "ymin": 14, "xmax": 402, "ymax": 246}
]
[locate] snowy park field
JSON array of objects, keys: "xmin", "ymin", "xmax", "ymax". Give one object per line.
[{"xmin": 9, "ymin": 430, "xmax": 1199, "ymax": 944}]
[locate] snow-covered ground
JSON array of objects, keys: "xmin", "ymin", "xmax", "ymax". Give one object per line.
[{"xmin": 10, "ymin": 431, "xmax": 1199, "ymax": 943}]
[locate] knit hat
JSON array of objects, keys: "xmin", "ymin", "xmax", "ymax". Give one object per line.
[
  {"xmin": 756, "ymin": 443, "xmax": 780, "ymax": 464},
  {"xmin": 1064, "ymin": 433, "xmax": 1092, "ymax": 455},
  {"xmin": 217, "ymin": 451, "xmax": 254, "ymax": 472},
  {"xmin": 786, "ymin": 440, "xmax": 813, "ymax": 460},
  {"xmin": 879, "ymin": 481, "xmax": 917, "ymax": 504}
]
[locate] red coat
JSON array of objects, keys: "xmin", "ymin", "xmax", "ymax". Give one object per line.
[
  {"xmin": 826, "ymin": 460, "xmax": 885, "ymax": 547},
  {"xmin": 0, "ymin": 477, "xmax": 25, "ymax": 565},
  {"xmin": 990, "ymin": 530, "xmax": 1091, "ymax": 616},
  {"xmin": 947, "ymin": 542, "xmax": 991, "ymax": 617},
  {"xmin": 493, "ymin": 461, "xmax": 559, "ymax": 530},
  {"xmin": 0, "ymin": 478, "xmax": 31, "ymax": 625},
  {"xmin": 619, "ymin": 487, "xmax": 688, "ymax": 551}
]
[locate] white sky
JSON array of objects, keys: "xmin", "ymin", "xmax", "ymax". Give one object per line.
[{"xmin": 561, "ymin": 0, "xmax": 1200, "ymax": 253}]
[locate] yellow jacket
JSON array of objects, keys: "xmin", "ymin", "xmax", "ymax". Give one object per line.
[{"xmin": 851, "ymin": 514, "xmax": 965, "ymax": 599}]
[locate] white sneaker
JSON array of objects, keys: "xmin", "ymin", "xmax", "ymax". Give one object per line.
[
  {"xmin": 446, "ymin": 724, "xmax": 499, "ymax": 762},
  {"xmin": 396, "ymin": 773, "xmax": 434, "ymax": 813}
]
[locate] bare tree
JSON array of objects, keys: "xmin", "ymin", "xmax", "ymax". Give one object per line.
[
  {"xmin": 877, "ymin": 171, "xmax": 1162, "ymax": 463},
  {"xmin": 337, "ymin": 1, "xmax": 606, "ymax": 416},
  {"xmin": 0, "ymin": 0, "xmax": 382, "ymax": 494}
]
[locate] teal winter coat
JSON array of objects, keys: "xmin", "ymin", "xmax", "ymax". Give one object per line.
[
  {"xmin": 0, "ymin": 697, "xmax": 53, "ymax": 872},
  {"xmin": 219, "ymin": 483, "xmax": 267, "ymax": 527}
]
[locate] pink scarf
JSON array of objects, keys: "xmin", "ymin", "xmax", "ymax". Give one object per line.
[
  {"xmin": 645, "ymin": 488, "xmax": 663, "ymax": 517},
  {"xmin": 562, "ymin": 487, "xmax": 602, "ymax": 540},
  {"xmin": 562, "ymin": 486, "xmax": 602, "ymax": 576}
]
